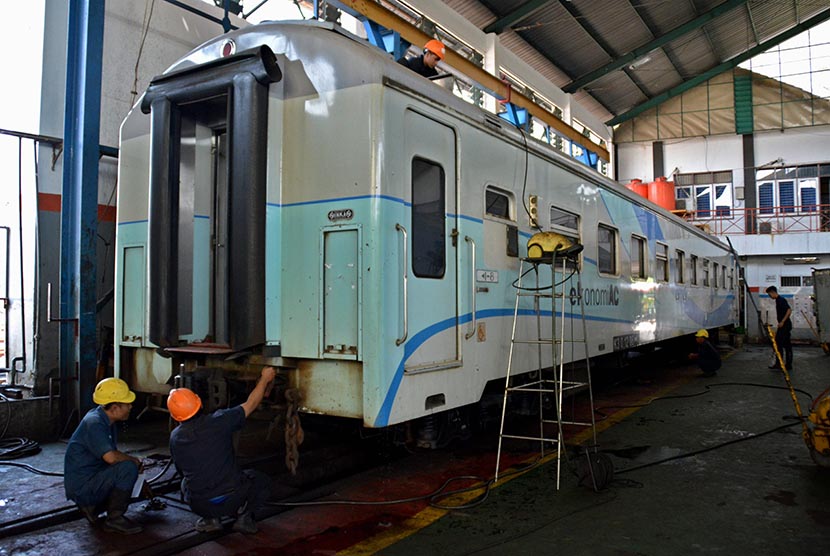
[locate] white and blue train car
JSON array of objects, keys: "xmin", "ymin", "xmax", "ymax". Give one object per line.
[{"xmin": 115, "ymin": 21, "xmax": 737, "ymax": 431}]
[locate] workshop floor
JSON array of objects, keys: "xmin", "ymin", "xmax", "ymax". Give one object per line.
[{"xmin": 1, "ymin": 344, "xmax": 828, "ymax": 555}]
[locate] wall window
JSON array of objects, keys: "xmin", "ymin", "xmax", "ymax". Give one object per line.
[
  {"xmin": 630, "ymin": 235, "xmax": 647, "ymax": 279},
  {"xmin": 485, "ymin": 186, "xmax": 513, "ymax": 220},
  {"xmin": 655, "ymin": 242, "xmax": 669, "ymax": 282},
  {"xmin": 597, "ymin": 224, "xmax": 618, "ymax": 275},
  {"xmin": 411, "ymin": 158, "xmax": 445, "ymax": 279},
  {"xmin": 756, "ymin": 165, "xmax": 821, "ymax": 213},
  {"xmin": 675, "ymin": 171, "xmax": 733, "ymax": 217},
  {"xmin": 676, "ymin": 249, "xmax": 685, "ymax": 284},
  {"xmin": 690, "ymin": 255, "xmax": 698, "ymax": 285},
  {"xmin": 780, "ymin": 276, "xmax": 801, "ymax": 287}
]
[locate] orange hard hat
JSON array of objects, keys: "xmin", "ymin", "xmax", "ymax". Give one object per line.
[
  {"xmin": 424, "ymin": 39, "xmax": 446, "ymax": 60},
  {"xmin": 167, "ymin": 388, "xmax": 202, "ymax": 422}
]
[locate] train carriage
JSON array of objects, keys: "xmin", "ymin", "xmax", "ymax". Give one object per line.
[{"xmin": 115, "ymin": 20, "xmax": 737, "ymax": 432}]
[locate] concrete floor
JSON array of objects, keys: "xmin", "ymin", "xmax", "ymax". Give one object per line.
[
  {"xmin": 1, "ymin": 345, "xmax": 828, "ymax": 555},
  {"xmin": 376, "ymin": 345, "xmax": 830, "ymax": 556}
]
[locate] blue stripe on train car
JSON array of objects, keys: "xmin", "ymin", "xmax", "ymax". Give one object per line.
[{"xmin": 374, "ymin": 308, "xmax": 636, "ymax": 426}]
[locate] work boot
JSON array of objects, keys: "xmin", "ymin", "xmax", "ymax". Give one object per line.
[
  {"xmin": 195, "ymin": 517, "xmax": 223, "ymax": 532},
  {"xmin": 77, "ymin": 505, "xmax": 99, "ymax": 525},
  {"xmin": 102, "ymin": 489, "xmax": 143, "ymax": 535},
  {"xmin": 232, "ymin": 512, "xmax": 258, "ymax": 534}
]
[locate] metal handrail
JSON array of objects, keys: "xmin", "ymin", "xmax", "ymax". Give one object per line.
[
  {"xmin": 673, "ymin": 203, "xmax": 830, "ymax": 235},
  {"xmin": 465, "ymin": 236, "xmax": 476, "ymax": 340},
  {"xmin": 395, "ymin": 224, "xmax": 408, "ymax": 346}
]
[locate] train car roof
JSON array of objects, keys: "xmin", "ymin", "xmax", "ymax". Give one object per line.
[{"xmin": 139, "ymin": 20, "xmax": 730, "ymax": 252}]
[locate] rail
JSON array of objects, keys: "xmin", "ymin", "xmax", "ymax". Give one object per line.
[
  {"xmin": 395, "ymin": 223, "xmax": 408, "ymax": 346},
  {"xmin": 672, "ymin": 204, "xmax": 830, "ymax": 235},
  {"xmin": 465, "ymin": 236, "xmax": 476, "ymax": 340}
]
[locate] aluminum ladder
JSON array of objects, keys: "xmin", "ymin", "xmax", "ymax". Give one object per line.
[{"xmin": 494, "ymin": 254, "xmax": 597, "ymax": 489}]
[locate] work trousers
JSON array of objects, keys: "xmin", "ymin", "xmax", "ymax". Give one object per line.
[
  {"xmin": 70, "ymin": 460, "xmax": 139, "ymax": 507},
  {"xmin": 190, "ymin": 469, "xmax": 270, "ymax": 520},
  {"xmin": 775, "ymin": 326, "xmax": 793, "ymax": 367}
]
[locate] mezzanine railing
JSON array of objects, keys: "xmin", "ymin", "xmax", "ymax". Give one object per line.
[{"xmin": 673, "ymin": 204, "xmax": 830, "ymax": 236}]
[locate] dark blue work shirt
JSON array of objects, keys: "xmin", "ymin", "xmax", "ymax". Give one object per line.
[
  {"xmin": 775, "ymin": 295, "xmax": 792, "ymax": 330},
  {"xmin": 397, "ymin": 54, "xmax": 438, "ymax": 78},
  {"xmin": 64, "ymin": 406, "xmax": 118, "ymax": 500},
  {"xmin": 169, "ymin": 406, "xmax": 246, "ymax": 502}
]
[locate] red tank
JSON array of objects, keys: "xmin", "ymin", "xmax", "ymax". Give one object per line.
[
  {"xmin": 625, "ymin": 179, "xmax": 648, "ymax": 199},
  {"xmin": 648, "ymin": 176, "xmax": 676, "ymax": 212}
]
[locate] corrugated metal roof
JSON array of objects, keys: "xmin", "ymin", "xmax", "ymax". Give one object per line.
[{"xmin": 439, "ymin": 0, "xmax": 830, "ymax": 125}]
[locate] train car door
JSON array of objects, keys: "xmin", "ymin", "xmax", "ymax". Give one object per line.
[{"xmin": 404, "ymin": 110, "xmax": 459, "ymax": 372}]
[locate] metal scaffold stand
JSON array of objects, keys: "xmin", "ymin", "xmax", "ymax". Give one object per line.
[{"xmin": 495, "ymin": 245, "xmax": 598, "ymax": 489}]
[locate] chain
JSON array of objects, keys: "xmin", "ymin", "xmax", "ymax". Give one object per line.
[{"xmin": 284, "ymin": 388, "xmax": 305, "ymax": 475}]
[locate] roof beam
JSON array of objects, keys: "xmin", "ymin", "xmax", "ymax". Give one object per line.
[
  {"xmin": 606, "ymin": 7, "xmax": 830, "ymax": 126},
  {"xmin": 483, "ymin": 0, "xmax": 550, "ymax": 35},
  {"xmin": 563, "ymin": 0, "xmax": 750, "ymax": 93},
  {"xmin": 331, "ymin": 0, "xmax": 609, "ymax": 160},
  {"xmin": 555, "ymin": 0, "xmax": 652, "ymax": 105}
]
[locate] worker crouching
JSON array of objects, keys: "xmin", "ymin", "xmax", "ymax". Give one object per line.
[
  {"xmin": 688, "ymin": 329, "xmax": 722, "ymax": 377},
  {"xmin": 63, "ymin": 378, "xmax": 144, "ymax": 534},
  {"xmin": 167, "ymin": 366, "xmax": 276, "ymax": 534}
]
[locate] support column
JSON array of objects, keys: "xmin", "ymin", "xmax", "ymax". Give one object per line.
[
  {"xmin": 60, "ymin": 0, "xmax": 105, "ymax": 420},
  {"xmin": 742, "ymin": 133, "xmax": 756, "ymax": 234}
]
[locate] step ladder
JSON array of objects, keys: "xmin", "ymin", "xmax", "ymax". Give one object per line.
[{"xmin": 494, "ymin": 254, "xmax": 597, "ymax": 489}]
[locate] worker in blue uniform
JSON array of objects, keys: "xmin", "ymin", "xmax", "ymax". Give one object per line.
[
  {"xmin": 688, "ymin": 329, "xmax": 721, "ymax": 377},
  {"xmin": 64, "ymin": 377, "xmax": 144, "ymax": 534},
  {"xmin": 766, "ymin": 285, "xmax": 793, "ymax": 370},
  {"xmin": 168, "ymin": 366, "xmax": 276, "ymax": 534},
  {"xmin": 397, "ymin": 39, "xmax": 446, "ymax": 78}
]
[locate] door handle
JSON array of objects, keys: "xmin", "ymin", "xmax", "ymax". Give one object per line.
[
  {"xmin": 465, "ymin": 236, "xmax": 476, "ymax": 340},
  {"xmin": 395, "ymin": 223, "xmax": 408, "ymax": 346}
]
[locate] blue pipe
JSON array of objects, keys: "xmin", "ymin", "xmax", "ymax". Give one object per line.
[{"xmin": 61, "ymin": 0, "xmax": 105, "ymax": 418}]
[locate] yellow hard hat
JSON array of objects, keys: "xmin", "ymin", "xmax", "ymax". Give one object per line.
[
  {"xmin": 695, "ymin": 329, "xmax": 709, "ymax": 338},
  {"xmin": 424, "ymin": 39, "xmax": 446, "ymax": 60},
  {"xmin": 93, "ymin": 377, "xmax": 136, "ymax": 405},
  {"xmin": 167, "ymin": 388, "xmax": 202, "ymax": 422}
]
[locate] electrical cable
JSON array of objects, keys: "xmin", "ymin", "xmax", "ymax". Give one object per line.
[
  {"xmin": 594, "ymin": 381, "xmax": 815, "ymax": 420},
  {"xmin": 265, "ymin": 459, "xmax": 544, "ymax": 511},
  {"xmin": 616, "ymin": 420, "xmax": 802, "ymax": 475}
]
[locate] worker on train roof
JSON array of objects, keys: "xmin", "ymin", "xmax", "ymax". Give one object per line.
[
  {"xmin": 397, "ymin": 38, "xmax": 446, "ymax": 78},
  {"xmin": 167, "ymin": 366, "xmax": 276, "ymax": 534}
]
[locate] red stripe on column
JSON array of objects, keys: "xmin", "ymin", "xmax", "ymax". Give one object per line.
[{"xmin": 38, "ymin": 192, "xmax": 116, "ymax": 222}]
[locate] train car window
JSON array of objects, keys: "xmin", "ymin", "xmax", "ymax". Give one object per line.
[
  {"xmin": 702, "ymin": 259, "xmax": 710, "ymax": 287},
  {"xmin": 690, "ymin": 255, "xmax": 698, "ymax": 285},
  {"xmin": 485, "ymin": 186, "xmax": 513, "ymax": 220},
  {"xmin": 713, "ymin": 263, "xmax": 719, "ymax": 289},
  {"xmin": 729, "ymin": 267, "xmax": 734, "ymax": 290},
  {"xmin": 722, "ymin": 265, "xmax": 727, "ymax": 289},
  {"xmin": 655, "ymin": 242, "xmax": 669, "ymax": 282},
  {"xmin": 676, "ymin": 250, "xmax": 685, "ymax": 284},
  {"xmin": 597, "ymin": 224, "xmax": 618, "ymax": 275},
  {"xmin": 550, "ymin": 206, "xmax": 581, "ymax": 269},
  {"xmin": 630, "ymin": 235, "xmax": 647, "ymax": 280},
  {"xmin": 411, "ymin": 157, "xmax": 446, "ymax": 279}
]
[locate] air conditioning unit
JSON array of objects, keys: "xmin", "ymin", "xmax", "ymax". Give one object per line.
[
  {"xmin": 759, "ymin": 221, "xmax": 772, "ymax": 234},
  {"xmin": 674, "ymin": 198, "xmax": 693, "ymax": 212}
]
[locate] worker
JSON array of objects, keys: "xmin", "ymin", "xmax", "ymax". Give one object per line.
[
  {"xmin": 397, "ymin": 38, "xmax": 445, "ymax": 78},
  {"xmin": 63, "ymin": 377, "xmax": 144, "ymax": 534},
  {"xmin": 688, "ymin": 329, "xmax": 721, "ymax": 377},
  {"xmin": 766, "ymin": 285, "xmax": 793, "ymax": 370},
  {"xmin": 167, "ymin": 366, "xmax": 276, "ymax": 534}
]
